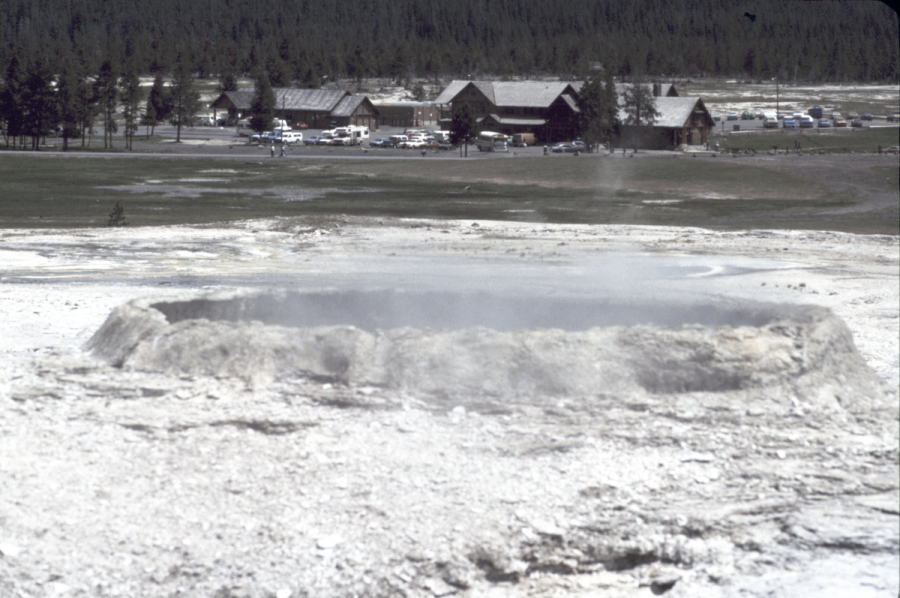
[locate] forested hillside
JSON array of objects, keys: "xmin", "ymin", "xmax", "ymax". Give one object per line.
[{"xmin": 1, "ymin": 0, "xmax": 897, "ymax": 82}]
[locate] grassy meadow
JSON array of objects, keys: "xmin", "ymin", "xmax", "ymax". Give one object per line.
[{"xmin": 0, "ymin": 151, "xmax": 896, "ymax": 233}]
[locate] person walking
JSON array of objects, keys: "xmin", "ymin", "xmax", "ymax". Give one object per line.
[{"xmin": 270, "ymin": 144, "xmax": 275, "ymax": 157}]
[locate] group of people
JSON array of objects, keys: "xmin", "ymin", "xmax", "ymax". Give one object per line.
[{"xmin": 270, "ymin": 144, "xmax": 288, "ymax": 157}]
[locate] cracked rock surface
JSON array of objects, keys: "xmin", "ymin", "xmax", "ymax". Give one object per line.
[{"xmin": 1, "ymin": 218, "xmax": 897, "ymax": 597}]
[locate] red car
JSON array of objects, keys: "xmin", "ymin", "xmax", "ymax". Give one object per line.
[{"xmin": 294, "ymin": 123, "xmax": 309, "ymax": 129}]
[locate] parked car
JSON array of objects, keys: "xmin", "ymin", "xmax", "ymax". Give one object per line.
[
  {"xmin": 571, "ymin": 140, "xmax": 586, "ymax": 152},
  {"xmin": 294, "ymin": 123, "xmax": 309, "ymax": 129},
  {"xmin": 888, "ymin": 112, "xmax": 897, "ymax": 123},
  {"xmin": 782, "ymin": 118, "xmax": 796, "ymax": 129},
  {"xmin": 368, "ymin": 138, "xmax": 393, "ymax": 148},
  {"xmin": 850, "ymin": 118, "xmax": 863, "ymax": 127},
  {"xmin": 726, "ymin": 112, "xmax": 739, "ymax": 121},
  {"xmin": 740, "ymin": 111, "xmax": 754, "ymax": 120},
  {"xmin": 847, "ymin": 112, "xmax": 859, "ymax": 120},
  {"xmin": 437, "ymin": 142, "xmax": 455, "ymax": 151},
  {"xmin": 399, "ymin": 138, "xmax": 426, "ymax": 149},
  {"xmin": 818, "ymin": 118, "xmax": 832, "ymax": 128},
  {"xmin": 551, "ymin": 143, "xmax": 577, "ymax": 153},
  {"xmin": 808, "ymin": 106, "xmax": 824, "ymax": 119},
  {"xmin": 861, "ymin": 113, "xmax": 874, "ymax": 121},
  {"xmin": 882, "ymin": 146, "xmax": 900, "ymax": 154},
  {"xmin": 833, "ymin": 117, "xmax": 848, "ymax": 127},
  {"xmin": 799, "ymin": 116, "xmax": 815, "ymax": 128},
  {"xmin": 303, "ymin": 136, "xmax": 323, "ymax": 145}
]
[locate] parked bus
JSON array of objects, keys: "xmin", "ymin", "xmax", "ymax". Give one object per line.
[{"xmin": 476, "ymin": 131, "xmax": 509, "ymax": 152}]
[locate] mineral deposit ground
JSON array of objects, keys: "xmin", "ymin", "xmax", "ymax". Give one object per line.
[{"xmin": 1, "ymin": 217, "xmax": 898, "ymax": 597}]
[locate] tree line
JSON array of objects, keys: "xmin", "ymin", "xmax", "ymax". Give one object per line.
[
  {"xmin": 1, "ymin": 54, "xmax": 200, "ymax": 150},
  {"xmin": 1, "ymin": 0, "xmax": 897, "ymax": 86},
  {"xmin": 2, "ymin": 0, "xmax": 896, "ymax": 150}
]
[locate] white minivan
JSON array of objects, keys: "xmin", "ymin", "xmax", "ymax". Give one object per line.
[{"xmin": 276, "ymin": 131, "xmax": 304, "ymax": 144}]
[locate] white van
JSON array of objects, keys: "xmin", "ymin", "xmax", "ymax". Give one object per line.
[
  {"xmin": 237, "ymin": 118, "xmax": 291, "ymax": 137},
  {"xmin": 276, "ymin": 131, "xmax": 303, "ymax": 144}
]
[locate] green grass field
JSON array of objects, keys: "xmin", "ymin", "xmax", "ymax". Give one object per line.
[
  {"xmin": 0, "ymin": 152, "xmax": 896, "ymax": 233},
  {"xmin": 709, "ymin": 126, "xmax": 899, "ymax": 154}
]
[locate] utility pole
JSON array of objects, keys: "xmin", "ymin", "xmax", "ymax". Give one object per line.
[{"xmin": 774, "ymin": 77, "xmax": 779, "ymax": 118}]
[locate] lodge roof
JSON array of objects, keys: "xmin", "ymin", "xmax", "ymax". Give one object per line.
[
  {"xmin": 211, "ymin": 88, "xmax": 351, "ymax": 112},
  {"xmin": 434, "ymin": 80, "xmax": 580, "ymax": 108},
  {"xmin": 330, "ymin": 95, "xmax": 369, "ymax": 117},
  {"xmin": 617, "ymin": 96, "xmax": 713, "ymax": 128}
]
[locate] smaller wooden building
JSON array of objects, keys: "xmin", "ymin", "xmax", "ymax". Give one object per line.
[
  {"xmin": 210, "ymin": 88, "xmax": 379, "ymax": 130},
  {"xmin": 617, "ymin": 97, "xmax": 715, "ymax": 150}
]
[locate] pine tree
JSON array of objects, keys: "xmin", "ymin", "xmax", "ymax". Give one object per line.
[
  {"xmin": 55, "ymin": 58, "xmax": 84, "ymax": 151},
  {"xmin": 620, "ymin": 79, "xmax": 660, "ymax": 152},
  {"xmin": 21, "ymin": 59, "xmax": 58, "ymax": 150},
  {"xmin": 170, "ymin": 56, "xmax": 200, "ymax": 142},
  {"xmin": 219, "ymin": 72, "xmax": 239, "ymax": 92},
  {"xmin": 145, "ymin": 74, "xmax": 172, "ymax": 137},
  {"xmin": 576, "ymin": 70, "xmax": 619, "ymax": 151},
  {"xmin": 621, "ymin": 81, "xmax": 659, "ymax": 127},
  {"xmin": 93, "ymin": 60, "xmax": 119, "ymax": 149},
  {"xmin": 0, "ymin": 54, "xmax": 26, "ymax": 148},
  {"xmin": 119, "ymin": 65, "xmax": 143, "ymax": 150},
  {"xmin": 450, "ymin": 103, "xmax": 476, "ymax": 158},
  {"xmin": 249, "ymin": 69, "xmax": 276, "ymax": 135},
  {"xmin": 75, "ymin": 65, "xmax": 98, "ymax": 148},
  {"xmin": 107, "ymin": 201, "xmax": 127, "ymax": 226}
]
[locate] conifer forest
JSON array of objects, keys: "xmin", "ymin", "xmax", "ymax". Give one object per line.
[{"xmin": 2, "ymin": 0, "xmax": 898, "ymax": 83}]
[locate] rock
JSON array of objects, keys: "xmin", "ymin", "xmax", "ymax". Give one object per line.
[
  {"xmin": 0, "ymin": 542, "xmax": 21, "ymax": 558},
  {"xmin": 422, "ymin": 576, "xmax": 457, "ymax": 596},
  {"xmin": 316, "ymin": 534, "xmax": 343, "ymax": 550},
  {"xmin": 649, "ymin": 572, "xmax": 681, "ymax": 593},
  {"xmin": 86, "ymin": 290, "xmax": 885, "ymax": 408}
]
